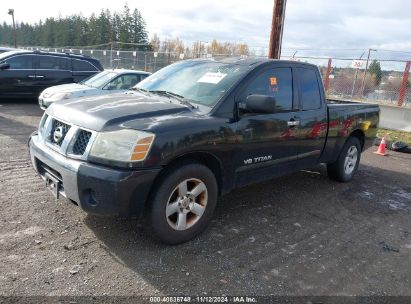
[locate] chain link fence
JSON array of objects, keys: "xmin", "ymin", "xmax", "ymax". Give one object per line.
[
  {"xmin": 285, "ymin": 56, "xmax": 411, "ymax": 108},
  {"xmin": 23, "ymin": 46, "xmax": 411, "ymax": 108},
  {"xmin": 25, "ymin": 46, "xmax": 217, "ymax": 73}
]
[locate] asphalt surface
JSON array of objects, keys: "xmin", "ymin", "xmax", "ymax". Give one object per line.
[{"xmin": 0, "ymin": 101, "xmax": 410, "ymax": 296}]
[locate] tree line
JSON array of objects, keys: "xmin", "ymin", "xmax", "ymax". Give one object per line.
[
  {"xmin": 150, "ymin": 34, "xmax": 250, "ymax": 57},
  {"xmin": 0, "ymin": 4, "xmax": 149, "ymax": 50},
  {"xmin": 0, "ymin": 4, "xmax": 251, "ymax": 56}
]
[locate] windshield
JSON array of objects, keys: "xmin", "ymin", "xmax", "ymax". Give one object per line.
[
  {"xmin": 135, "ymin": 60, "xmax": 250, "ymax": 107},
  {"xmin": 81, "ymin": 71, "xmax": 118, "ymax": 88}
]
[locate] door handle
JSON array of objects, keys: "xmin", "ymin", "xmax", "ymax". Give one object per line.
[
  {"xmin": 27, "ymin": 75, "xmax": 36, "ymax": 78},
  {"xmin": 287, "ymin": 120, "xmax": 300, "ymax": 127},
  {"xmin": 36, "ymin": 75, "xmax": 45, "ymax": 78}
]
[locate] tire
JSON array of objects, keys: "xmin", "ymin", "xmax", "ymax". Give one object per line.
[
  {"xmin": 327, "ymin": 136, "xmax": 362, "ymax": 182},
  {"xmin": 149, "ymin": 162, "xmax": 218, "ymax": 245}
]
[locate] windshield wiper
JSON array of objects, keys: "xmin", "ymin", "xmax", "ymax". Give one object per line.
[
  {"xmin": 132, "ymin": 87, "xmax": 148, "ymax": 92},
  {"xmin": 149, "ymin": 90, "xmax": 184, "ymax": 99},
  {"xmin": 148, "ymin": 90, "xmax": 197, "ymax": 109}
]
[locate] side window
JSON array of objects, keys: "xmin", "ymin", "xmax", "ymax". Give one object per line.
[
  {"xmin": 38, "ymin": 56, "xmax": 69, "ymax": 70},
  {"xmin": 72, "ymin": 59, "xmax": 98, "ymax": 72},
  {"xmin": 5, "ymin": 55, "xmax": 34, "ymax": 69},
  {"xmin": 108, "ymin": 75, "xmax": 140, "ymax": 90},
  {"xmin": 298, "ymin": 68, "xmax": 322, "ymax": 110},
  {"xmin": 244, "ymin": 67, "xmax": 293, "ymax": 112}
]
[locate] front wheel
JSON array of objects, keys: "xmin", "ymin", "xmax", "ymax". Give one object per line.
[
  {"xmin": 327, "ymin": 136, "xmax": 362, "ymax": 182},
  {"xmin": 149, "ymin": 162, "xmax": 218, "ymax": 244}
]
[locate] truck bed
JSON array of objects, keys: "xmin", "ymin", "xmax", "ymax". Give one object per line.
[{"xmin": 319, "ymin": 99, "xmax": 380, "ymax": 164}]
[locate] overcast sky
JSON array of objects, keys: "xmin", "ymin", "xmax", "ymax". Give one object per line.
[{"xmin": 2, "ymin": 0, "xmax": 411, "ymax": 61}]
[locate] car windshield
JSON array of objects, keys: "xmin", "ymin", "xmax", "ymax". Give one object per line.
[
  {"xmin": 135, "ymin": 60, "xmax": 250, "ymax": 107},
  {"xmin": 81, "ymin": 71, "xmax": 118, "ymax": 88}
]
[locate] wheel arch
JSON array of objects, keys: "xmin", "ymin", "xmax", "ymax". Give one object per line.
[
  {"xmin": 147, "ymin": 150, "xmax": 223, "ymax": 199},
  {"xmin": 143, "ymin": 151, "xmax": 224, "ymax": 217},
  {"xmin": 349, "ymin": 129, "xmax": 365, "ymax": 151}
]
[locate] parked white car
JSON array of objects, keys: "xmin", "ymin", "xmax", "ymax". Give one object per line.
[{"xmin": 38, "ymin": 69, "xmax": 151, "ymax": 109}]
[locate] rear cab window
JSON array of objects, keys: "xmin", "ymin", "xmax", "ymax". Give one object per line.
[{"xmin": 297, "ymin": 68, "xmax": 322, "ymax": 110}]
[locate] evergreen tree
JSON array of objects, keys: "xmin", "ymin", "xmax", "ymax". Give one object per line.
[
  {"xmin": 0, "ymin": 6, "xmax": 149, "ymax": 48},
  {"xmin": 119, "ymin": 4, "xmax": 133, "ymax": 48},
  {"xmin": 132, "ymin": 9, "xmax": 149, "ymax": 48},
  {"xmin": 368, "ymin": 60, "xmax": 382, "ymax": 86}
]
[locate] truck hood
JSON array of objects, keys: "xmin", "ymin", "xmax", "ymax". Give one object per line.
[{"xmin": 46, "ymin": 92, "xmax": 192, "ymax": 131}]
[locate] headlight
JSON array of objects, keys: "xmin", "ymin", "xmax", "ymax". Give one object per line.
[
  {"xmin": 48, "ymin": 92, "xmax": 72, "ymax": 101},
  {"xmin": 89, "ymin": 129, "xmax": 155, "ymax": 164}
]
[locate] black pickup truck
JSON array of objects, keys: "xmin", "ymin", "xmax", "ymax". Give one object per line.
[{"xmin": 29, "ymin": 58, "xmax": 379, "ymax": 244}]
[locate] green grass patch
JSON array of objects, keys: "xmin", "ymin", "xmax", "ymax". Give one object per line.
[{"xmin": 377, "ymin": 128, "xmax": 411, "ymax": 145}]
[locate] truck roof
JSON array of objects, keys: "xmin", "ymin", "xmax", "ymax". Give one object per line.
[{"xmin": 189, "ymin": 56, "xmax": 318, "ymax": 69}]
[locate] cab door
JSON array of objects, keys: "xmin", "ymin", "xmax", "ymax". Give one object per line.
[
  {"xmin": 294, "ymin": 67, "xmax": 328, "ymax": 167},
  {"xmin": 0, "ymin": 54, "xmax": 36, "ymax": 98},
  {"xmin": 234, "ymin": 66, "xmax": 300, "ymax": 187},
  {"xmin": 33, "ymin": 55, "xmax": 73, "ymax": 97}
]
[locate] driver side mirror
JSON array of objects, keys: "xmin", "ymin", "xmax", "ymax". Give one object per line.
[
  {"xmin": 240, "ymin": 94, "xmax": 277, "ymax": 114},
  {"xmin": 0, "ymin": 62, "xmax": 10, "ymax": 70}
]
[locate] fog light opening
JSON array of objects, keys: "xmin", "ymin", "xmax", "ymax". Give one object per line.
[{"xmin": 85, "ymin": 189, "xmax": 98, "ymax": 207}]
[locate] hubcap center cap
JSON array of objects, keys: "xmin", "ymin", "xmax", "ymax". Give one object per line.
[{"xmin": 180, "ymin": 197, "xmax": 191, "ymax": 209}]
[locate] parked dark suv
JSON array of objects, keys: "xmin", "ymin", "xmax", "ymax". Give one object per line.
[{"xmin": 0, "ymin": 50, "xmax": 103, "ymax": 99}]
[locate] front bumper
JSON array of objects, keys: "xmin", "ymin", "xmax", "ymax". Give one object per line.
[{"xmin": 29, "ymin": 134, "xmax": 161, "ymax": 216}]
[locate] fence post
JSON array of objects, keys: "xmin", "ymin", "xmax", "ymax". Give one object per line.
[
  {"xmin": 110, "ymin": 42, "xmax": 113, "ymax": 69},
  {"xmin": 398, "ymin": 61, "xmax": 411, "ymax": 107},
  {"xmin": 324, "ymin": 58, "xmax": 332, "ymax": 95}
]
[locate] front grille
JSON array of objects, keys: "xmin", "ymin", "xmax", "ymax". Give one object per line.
[
  {"xmin": 41, "ymin": 116, "xmax": 94, "ymax": 158},
  {"xmin": 49, "ymin": 119, "xmax": 70, "ymax": 146},
  {"xmin": 72, "ymin": 130, "xmax": 92, "ymax": 155}
]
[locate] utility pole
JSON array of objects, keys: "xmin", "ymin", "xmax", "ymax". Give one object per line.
[
  {"xmin": 8, "ymin": 9, "xmax": 17, "ymax": 48},
  {"xmin": 198, "ymin": 41, "xmax": 208, "ymax": 58},
  {"xmin": 398, "ymin": 61, "xmax": 411, "ymax": 107},
  {"xmin": 360, "ymin": 48, "xmax": 377, "ymax": 97},
  {"xmin": 268, "ymin": 0, "xmax": 287, "ymax": 59},
  {"xmin": 324, "ymin": 59, "xmax": 332, "ymax": 94},
  {"xmin": 351, "ymin": 51, "xmax": 366, "ymax": 99}
]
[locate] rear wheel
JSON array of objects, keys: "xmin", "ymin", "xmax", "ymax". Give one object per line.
[
  {"xmin": 327, "ymin": 136, "xmax": 361, "ymax": 182},
  {"xmin": 149, "ymin": 162, "xmax": 218, "ymax": 244}
]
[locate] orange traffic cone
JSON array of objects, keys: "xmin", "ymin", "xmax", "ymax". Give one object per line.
[{"xmin": 374, "ymin": 137, "xmax": 388, "ymax": 156}]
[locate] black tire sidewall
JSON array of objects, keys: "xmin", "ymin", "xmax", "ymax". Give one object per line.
[{"xmin": 149, "ymin": 162, "xmax": 218, "ymax": 244}]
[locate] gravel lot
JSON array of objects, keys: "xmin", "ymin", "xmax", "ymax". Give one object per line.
[{"xmin": 1, "ymin": 101, "xmax": 410, "ymax": 296}]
